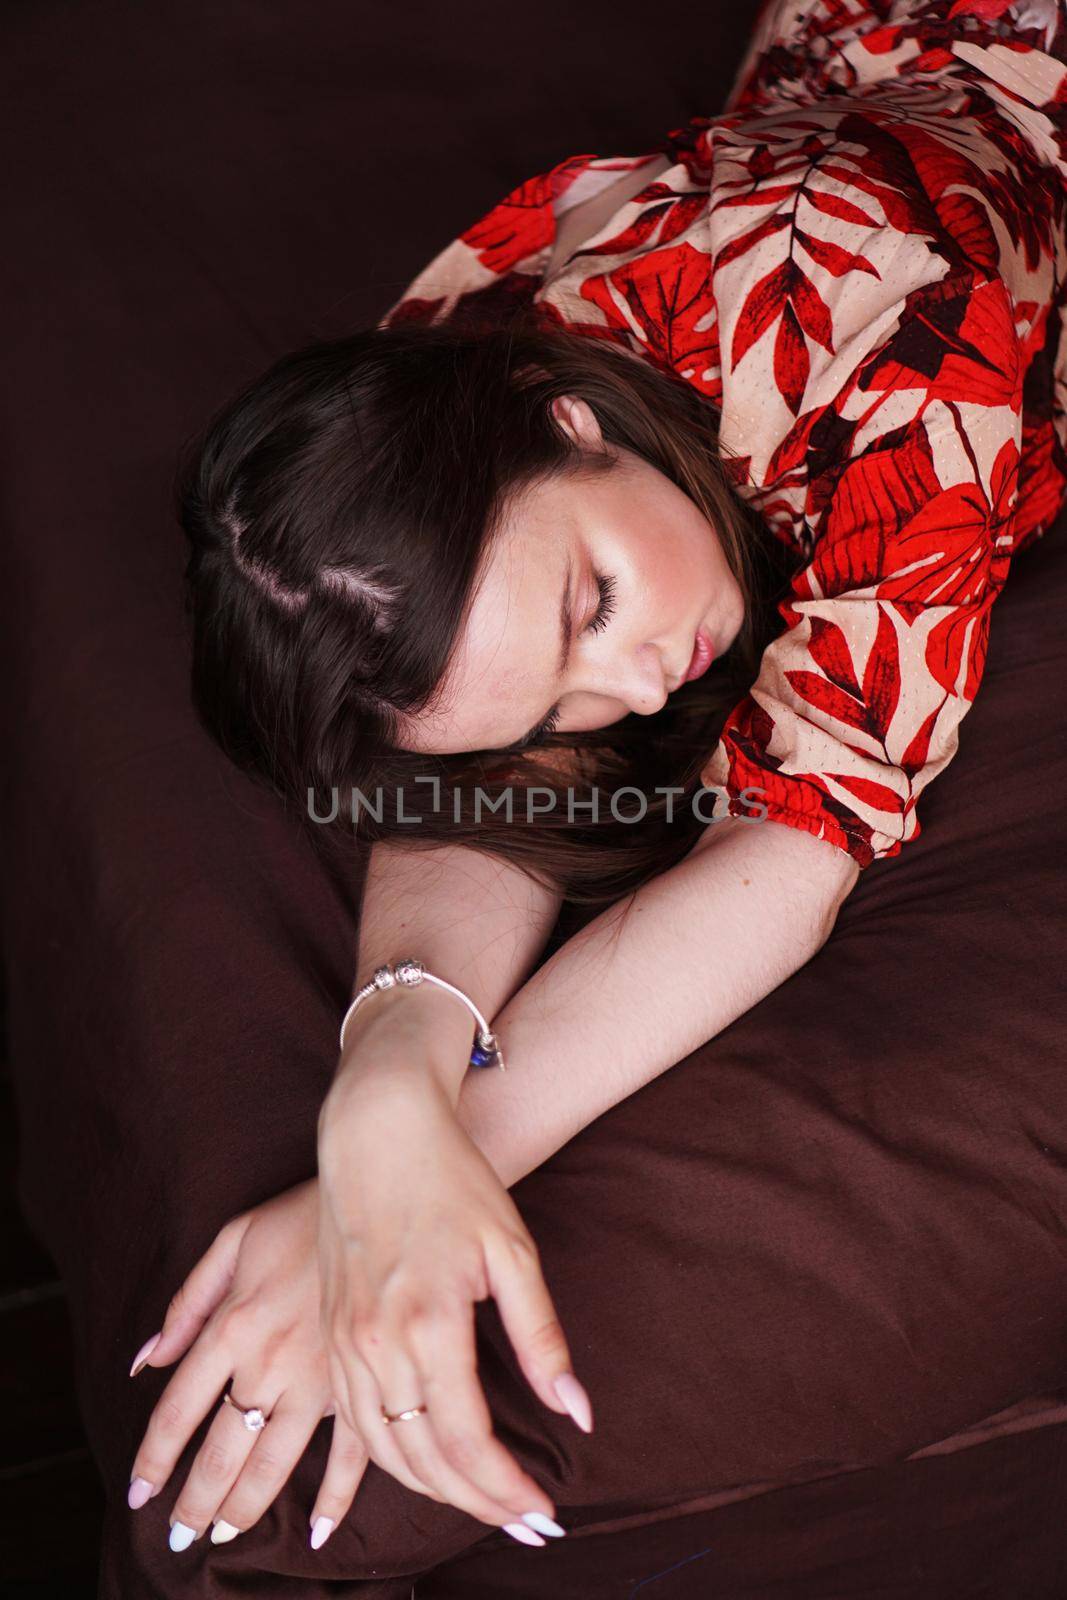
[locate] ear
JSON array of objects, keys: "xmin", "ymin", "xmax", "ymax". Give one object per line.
[{"xmin": 550, "ymin": 394, "xmax": 605, "ymax": 450}]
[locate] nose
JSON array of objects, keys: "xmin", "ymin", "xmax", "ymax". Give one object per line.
[{"xmin": 612, "ymin": 644, "xmax": 671, "ymax": 716}]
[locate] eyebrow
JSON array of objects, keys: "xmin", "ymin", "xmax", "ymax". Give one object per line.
[{"xmin": 514, "ymin": 553, "xmax": 574, "ymax": 748}]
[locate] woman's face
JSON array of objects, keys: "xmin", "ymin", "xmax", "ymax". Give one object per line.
[{"xmin": 396, "ymin": 395, "xmax": 745, "ymax": 757}]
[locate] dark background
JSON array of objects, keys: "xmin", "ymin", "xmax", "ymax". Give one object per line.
[{"xmin": 1, "ymin": 1012, "xmax": 103, "ymax": 1589}]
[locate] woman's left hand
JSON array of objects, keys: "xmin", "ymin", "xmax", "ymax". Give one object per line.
[
  {"xmin": 317, "ymin": 1053, "xmax": 583, "ymax": 1540},
  {"xmin": 126, "ymin": 1178, "xmax": 368, "ymax": 1552}
]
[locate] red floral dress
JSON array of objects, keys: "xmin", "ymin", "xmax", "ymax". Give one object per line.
[{"xmin": 380, "ymin": 0, "xmax": 1067, "ymax": 869}]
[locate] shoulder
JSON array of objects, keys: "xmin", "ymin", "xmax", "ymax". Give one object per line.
[
  {"xmin": 710, "ymin": 99, "xmax": 1019, "ymax": 513},
  {"xmin": 378, "ymin": 154, "xmax": 610, "ymax": 333}
]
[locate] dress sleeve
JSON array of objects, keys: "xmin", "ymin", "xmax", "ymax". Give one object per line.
[
  {"xmin": 701, "ymin": 274, "xmax": 1023, "ymax": 870},
  {"xmin": 377, "ymin": 154, "xmax": 608, "ymax": 335}
]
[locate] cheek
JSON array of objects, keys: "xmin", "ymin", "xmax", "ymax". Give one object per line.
[
  {"xmin": 672, "ymin": 512, "xmax": 724, "ymax": 588},
  {"xmin": 663, "ymin": 549, "xmax": 715, "ymax": 618},
  {"xmin": 643, "ymin": 548, "xmax": 694, "ymax": 611}
]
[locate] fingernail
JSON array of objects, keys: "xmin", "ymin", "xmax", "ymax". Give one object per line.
[
  {"xmin": 502, "ymin": 1522, "xmax": 546, "ymax": 1546},
  {"xmin": 168, "ymin": 1522, "xmax": 197, "ymax": 1552},
  {"xmin": 210, "ymin": 1521, "xmax": 240, "ymax": 1544},
  {"xmin": 553, "ymin": 1372, "xmax": 594, "ymax": 1433},
  {"xmin": 521, "ymin": 1510, "xmax": 566, "ymax": 1538},
  {"xmin": 309, "ymin": 1515, "xmax": 335, "ymax": 1550},
  {"xmin": 127, "ymin": 1477, "xmax": 155, "ymax": 1510},
  {"xmin": 129, "ymin": 1332, "xmax": 162, "ymax": 1377}
]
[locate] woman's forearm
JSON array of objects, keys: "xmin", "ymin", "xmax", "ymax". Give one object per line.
[
  {"xmin": 340, "ymin": 837, "xmax": 564, "ymax": 1071},
  {"xmin": 454, "ymin": 816, "xmax": 860, "ymax": 1188}
]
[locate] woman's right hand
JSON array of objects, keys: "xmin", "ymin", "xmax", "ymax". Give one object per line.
[
  {"xmin": 316, "ymin": 1002, "xmax": 592, "ymax": 1545},
  {"xmin": 125, "ymin": 1177, "xmax": 369, "ymax": 1552}
]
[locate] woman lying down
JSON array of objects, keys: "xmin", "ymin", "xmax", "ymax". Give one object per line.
[{"xmin": 124, "ymin": 0, "xmax": 1067, "ymax": 1562}]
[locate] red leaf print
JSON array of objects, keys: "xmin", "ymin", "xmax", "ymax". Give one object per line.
[
  {"xmin": 583, "ymin": 241, "xmax": 720, "ymax": 393},
  {"xmin": 796, "ymin": 228, "xmax": 880, "ymax": 279},
  {"xmin": 826, "ymin": 773, "xmax": 905, "ymax": 811},
  {"xmin": 862, "ymin": 25, "xmax": 905, "ymax": 54},
  {"xmin": 861, "ymin": 606, "xmax": 902, "ymax": 738},
  {"xmin": 900, "ymin": 702, "xmax": 945, "ymax": 776},
  {"xmin": 817, "ymin": 162, "xmax": 923, "ymax": 234},
  {"xmin": 808, "ymin": 615, "xmax": 863, "ymax": 699},
  {"xmin": 731, "ymin": 259, "xmax": 792, "ymax": 370},
  {"xmin": 947, "ymin": 0, "xmax": 1014, "ymax": 19},
  {"xmin": 791, "ymin": 269, "xmax": 835, "ymax": 353},
  {"xmin": 765, "ymin": 400, "xmax": 837, "ymax": 481},
  {"xmin": 774, "ymin": 301, "xmax": 810, "ymax": 415},
  {"xmin": 586, "ymin": 193, "xmax": 707, "ymax": 259},
  {"xmin": 933, "ymin": 193, "xmax": 1000, "ymax": 274},
  {"xmin": 783, "ymin": 670, "xmax": 871, "ymax": 733},
  {"xmin": 717, "ymin": 183, "xmax": 800, "ymax": 209},
  {"xmin": 914, "ymin": 46, "xmax": 956, "ymax": 70},
  {"xmin": 804, "ymin": 188, "xmax": 880, "ymax": 229},
  {"xmin": 926, "ymin": 600, "xmax": 992, "ymax": 700},
  {"xmin": 722, "ymin": 452, "xmax": 753, "ymax": 486},
  {"xmin": 716, "ymin": 212, "xmax": 790, "ymax": 268},
  {"xmin": 462, "ymin": 179, "xmax": 555, "ymax": 272},
  {"xmin": 809, "ymin": 422, "xmax": 1016, "ymax": 623},
  {"xmin": 863, "ymin": 279, "xmax": 1018, "ymax": 410}
]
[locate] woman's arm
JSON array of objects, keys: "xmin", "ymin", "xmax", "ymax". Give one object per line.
[
  {"xmin": 134, "ymin": 814, "xmax": 858, "ymax": 1548},
  {"xmin": 448, "ymin": 815, "xmax": 859, "ymax": 1187},
  {"xmin": 128, "ymin": 829, "xmax": 572, "ymax": 1551},
  {"xmin": 341, "ymin": 834, "xmax": 565, "ymax": 1069}
]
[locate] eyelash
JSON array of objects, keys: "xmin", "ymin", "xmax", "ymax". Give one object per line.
[
  {"xmin": 526, "ymin": 570, "xmax": 618, "ymax": 745},
  {"xmin": 585, "ymin": 569, "xmax": 618, "ymax": 637}
]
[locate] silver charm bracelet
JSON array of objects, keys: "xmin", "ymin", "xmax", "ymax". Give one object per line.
[{"xmin": 338, "ymin": 958, "xmax": 506, "ymax": 1072}]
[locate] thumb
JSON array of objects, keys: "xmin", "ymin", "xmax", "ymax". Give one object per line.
[
  {"xmin": 484, "ymin": 1231, "xmax": 595, "ymax": 1435},
  {"xmin": 129, "ymin": 1212, "xmax": 252, "ymax": 1375}
]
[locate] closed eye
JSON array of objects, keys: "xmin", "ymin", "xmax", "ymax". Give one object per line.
[
  {"xmin": 519, "ymin": 569, "xmax": 618, "ymax": 748},
  {"xmin": 585, "ymin": 569, "xmax": 618, "ymax": 636}
]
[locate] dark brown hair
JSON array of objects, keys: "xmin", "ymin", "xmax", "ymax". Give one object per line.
[{"xmin": 178, "ymin": 312, "xmax": 796, "ymax": 910}]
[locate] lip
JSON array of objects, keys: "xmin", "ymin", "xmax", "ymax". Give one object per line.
[{"xmin": 681, "ymin": 626, "xmax": 715, "ymax": 684}]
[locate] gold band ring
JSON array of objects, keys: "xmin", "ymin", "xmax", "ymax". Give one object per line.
[{"xmin": 380, "ymin": 1402, "xmax": 428, "ymax": 1425}]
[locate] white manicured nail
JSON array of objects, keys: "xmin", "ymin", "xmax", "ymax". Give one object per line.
[
  {"xmin": 502, "ymin": 1522, "xmax": 545, "ymax": 1546},
  {"xmin": 210, "ymin": 1520, "xmax": 240, "ymax": 1544},
  {"xmin": 309, "ymin": 1515, "xmax": 335, "ymax": 1550},
  {"xmin": 521, "ymin": 1510, "xmax": 566, "ymax": 1537},
  {"xmin": 168, "ymin": 1522, "xmax": 197, "ymax": 1552}
]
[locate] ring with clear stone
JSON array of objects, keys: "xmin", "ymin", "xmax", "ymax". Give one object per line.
[{"xmin": 222, "ymin": 1383, "xmax": 270, "ymax": 1432}]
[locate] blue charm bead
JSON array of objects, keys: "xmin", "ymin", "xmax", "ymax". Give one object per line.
[{"xmin": 469, "ymin": 1033, "xmax": 502, "ymax": 1069}]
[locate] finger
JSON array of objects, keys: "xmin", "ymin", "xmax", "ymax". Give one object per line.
[
  {"xmin": 128, "ymin": 1325, "xmax": 238, "ymax": 1506},
  {"xmin": 168, "ymin": 1382, "xmax": 277, "ymax": 1548},
  {"xmin": 324, "ymin": 1344, "xmax": 357, "ymax": 1433},
  {"xmin": 307, "ymin": 1409, "xmax": 370, "ymax": 1551},
  {"xmin": 339, "ymin": 1342, "xmax": 447, "ymax": 1503},
  {"xmin": 210, "ymin": 1390, "xmax": 324, "ymax": 1544},
  {"xmin": 139, "ymin": 1216, "xmax": 253, "ymax": 1374},
  {"xmin": 400, "ymin": 1302, "xmax": 561, "ymax": 1531},
  {"xmin": 484, "ymin": 1231, "xmax": 593, "ymax": 1432}
]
